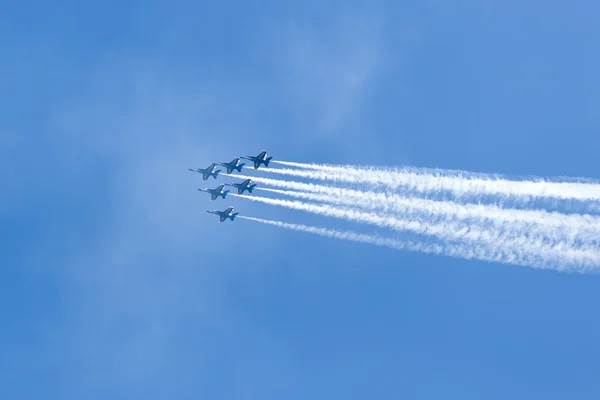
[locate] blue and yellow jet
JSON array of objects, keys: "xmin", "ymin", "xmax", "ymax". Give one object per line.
[
  {"xmin": 207, "ymin": 207, "xmax": 238, "ymax": 222},
  {"xmin": 241, "ymin": 150, "xmax": 273, "ymax": 169}
]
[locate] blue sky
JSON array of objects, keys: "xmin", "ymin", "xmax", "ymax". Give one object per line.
[{"xmin": 2, "ymin": 1, "xmax": 600, "ymax": 398}]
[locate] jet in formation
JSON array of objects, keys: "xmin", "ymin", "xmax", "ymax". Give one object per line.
[
  {"xmin": 241, "ymin": 150, "xmax": 272, "ymax": 169},
  {"xmin": 192, "ymin": 151, "xmax": 273, "ymax": 221},
  {"xmin": 198, "ymin": 184, "xmax": 229, "ymax": 200},
  {"xmin": 225, "ymin": 178, "xmax": 256, "ymax": 195},
  {"xmin": 217, "ymin": 157, "xmax": 245, "ymax": 174},
  {"xmin": 207, "ymin": 206, "xmax": 238, "ymax": 222},
  {"xmin": 189, "ymin": 163, "xmax": 220, "ymax": 180}
]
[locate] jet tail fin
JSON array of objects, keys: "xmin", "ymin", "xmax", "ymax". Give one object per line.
[
  {"xmin": 221, "ymin": 190, "xmax": 229, "ymax": 199},
  {"xmin": 235, "ymin": 163, "xmax": 245, "ymax": 172},
  {"xmin": 212, "ymin": 170, "xmax": 221, "ymax": 179},
  {"xmin": 248, "ymin": 184, "xmax": 256, "ymax": 193},
  {"xmin": 230, "ymin": 213, "xmax": 239, "ymax": 221},
  {"xmin": 264, "ymin": 157, "xmax": 273, "ymax": 167}
]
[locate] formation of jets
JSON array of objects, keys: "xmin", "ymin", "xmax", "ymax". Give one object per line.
[{"xmin": 189, "ymin": 150, "xmax": 272, "ymax": 222}]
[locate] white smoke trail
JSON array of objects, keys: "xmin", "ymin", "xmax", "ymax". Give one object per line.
[
  {"xmin": 237, "ymin": 216, "xmax": 593, "ymax": 272},
  {"xmin": 232, "ymin": 174, "xmax": 600, "ymax": 245},
  {"xmin": 236, "ymin": 216, "xmax": 498, "ymax": 265},
  {"xmin": 273, "ymin": 160, "xmax": 600, "ymax": 185},
  {"xmin": 255, "ymin": 187, "xmax": 600, "ymax": 247},
  {"xmin": 232, "ymin": 173, "xmax": 332, "ymax": 193},
  {"xmin": 239, "ymin": 215, "xmax": 441, "ymax": 252},
  {"xmin": 266, "ymin": 162, "xmax": 600, "ymax": 203},
  {"xmin": 233, "ymin": 194, "xmax": 600, "ymax": 271}
]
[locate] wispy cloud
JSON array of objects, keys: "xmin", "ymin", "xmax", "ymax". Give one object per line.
[
  {"xmin": 268, "ymin": 15, "xmax": 384, "ymax": 139},
  {"xmin": 44, "ymin": 59, "xmax": 293, "ymax": 391}
]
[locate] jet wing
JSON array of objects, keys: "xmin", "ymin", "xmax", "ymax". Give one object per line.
[
  {"xmin": 257, "ymin": 151, "xmax": 267, "ymax": 160},
  {"xmin": 241, "ymin": 179, "xmax": 250, "ymax": 186},
  {"xmin": 223, "ymin": 207, "xmax": 234, "ymax": 214},
  {"xmin": 220, "ymin": 215, "xmax": 226, "ymax": 222},
  {"xmin": 216, "ymin": 184, "xmax": 225, "ymax": 192}
]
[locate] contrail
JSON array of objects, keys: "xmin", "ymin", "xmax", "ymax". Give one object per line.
[
  {"xmin": 273, "ymin": 160, "xmax": 600, "ymax": 186},
  {"xmin": 233, "ymin": 194, "xmax": 600, "ymax": 271},
  {"xmin": 255, "ymin": 187, "xmax": 600, "ymax": 247},
  {"xmin": 233, "ymin": 175, "xmax": 600, "ymax": 246},
  {"xmin": 265, "ymin": 162, "xmax": 600, "ymax": 203},
  {"xmin": 238, "ymin": 215, "xmax": 438, "ymax": 251},
  {"xmin": 238, "ymin": 216, "xmax": 593, "ymax": 271},
  {"xmin": 232, "ymin": 173, "xmax": 331, "ymax": 193},
  {"xmin": 236, "ymin": 216, "xmax": 494, "ymax": 265}
]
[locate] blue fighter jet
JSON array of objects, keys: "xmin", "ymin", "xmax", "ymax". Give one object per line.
[
  {"xmin": 225, "ymin": 179, "xmax": 256, "ymax": 195},
  {"xmin": 189, "ymin": 163, "xmax": 221, "ymax": 180},
  {"xmin": 198, "ymin": 184, "xmax": 229, "ymax": 200},
  {"xmin": 217, "ymin": 157, "xmax": 245, "ymax": 174},
  {"xmin": 241, "ymin": 150, "xmax": 272, "ymax": 169},
  {"xmin": 207, "ymin": 206, "xmax": 238, "ymax": 222}
]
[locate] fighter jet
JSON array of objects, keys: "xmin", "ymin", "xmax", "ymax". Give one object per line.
[
  {"xmin": 188, "ymin": 163, "xmax": 221, "ymax": 180},
  {"xmin": 241, "ymin": 150, "xmax": 273, "ymax": 169},
  {"xmin": 225, "ymin": 178, "xmax": 256, "ymax": 195},
  {"xmin": 198, "ymin": 184, "xmax": 229, "ymax": 200},
  {"xmin": 207, "ymin": 206, "xmax": 238, "ymax": 222},
  {"xmin": 217, "ymin": 157, "xmax": 245, "ymax": 174}
]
